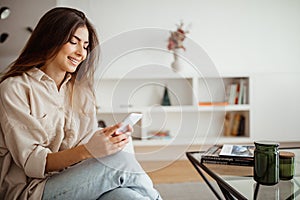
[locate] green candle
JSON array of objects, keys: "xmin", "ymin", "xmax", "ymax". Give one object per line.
[
  {"xmin": 254, "ymin": 141, "xmax": 280, "ymax": 185},
  {"xmin": 279, "ymin": 151, "xmax": 295, "ymax": 180}
]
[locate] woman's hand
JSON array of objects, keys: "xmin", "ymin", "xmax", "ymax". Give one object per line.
[
  {"xmin": 84, "ymin": 123, "xmax": 131, "ymax": 158},
  {"xmin": 45, "ymin": 124, "xmax": 132, "ymax": 173}
]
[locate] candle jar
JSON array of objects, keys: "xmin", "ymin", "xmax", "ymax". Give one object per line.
[
  {"xmin": 279, "ymin": 151, "xmax": 295, "ymax": 180},
  {"xmin": 254, "ymin": 141, "xmax": 280, "ymax": 185}
]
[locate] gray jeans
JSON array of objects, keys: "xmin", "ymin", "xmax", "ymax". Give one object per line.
[{"xmin": 42, "ymin": 151, "xmax": 162, "ymax": 200}]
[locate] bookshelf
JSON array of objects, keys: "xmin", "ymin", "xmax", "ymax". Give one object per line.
[{"xmin": 95, "ymin": 65, "xmax": 251, "ymax": 146}]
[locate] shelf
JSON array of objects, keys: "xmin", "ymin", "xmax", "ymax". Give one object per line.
[
  {"xmin": 198, "ymin": 104, "xmax": 250, "ymax": 112},
  {"xmin": 97, "ymin": 106, "xmax": 196, "ymax": 113},
  {"xmin": 97, "ymin": 104, "xmax": 250, "ymax": 114},
  {"xmin": 133, "ymin": 136, "xmax": 252, "ymax": 146},
  {"xmin": 95, "ymin": 72, "xmax": 251, "ymax": 149}
]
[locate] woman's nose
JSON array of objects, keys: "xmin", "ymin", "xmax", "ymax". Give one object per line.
[
  {"xmin": 76, "ymin": 46, "xmax": 84, "ymax": 55},
  {"xmin": 76, "ymin": 45, "xmax": 86, "ymax": 58}
]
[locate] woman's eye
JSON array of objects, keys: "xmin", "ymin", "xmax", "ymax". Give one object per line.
[{"xmin": 69, "ymin": 39, "xmax": 88, "ymax": 50}]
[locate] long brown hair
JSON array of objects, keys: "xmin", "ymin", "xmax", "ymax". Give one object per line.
[{"xmin": 0, "ymin": 7, "xmax": 99, "ymax": 84}]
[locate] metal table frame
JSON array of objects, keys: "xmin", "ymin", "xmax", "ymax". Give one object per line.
[{"xmin": 186, "ymin": 147, "xmax": 300, "ymax": 200}]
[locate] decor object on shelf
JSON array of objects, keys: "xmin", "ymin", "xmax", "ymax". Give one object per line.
[
  {"xmin": 0, "ymin": 33, "xmax": 9, "ymax": 43},
  {"xmin": 148, "ymin": 130, "xmax": 171, "ymax": 140},
  {"xmin": 171, "ymin": 48, "xmax": 185, "ymax": 72},
  {"xmin": 0, "ymin": 7, "xmax": 10, "ymax": 20},
  {"xmin": 167, "ymin": 21, "xmax": 189, "ymax": 72},
  {"xmin": 26, "ymin": 27, "xmax": 33, "ymax": 33},
  {"xmin": 167, "ymin": 21, "xmax": 189, "ymax": 51},
  {"xmin": 161, "ymin": 86, "xmax": 171, "ymax": 106},
  {"xmin": 97, "ymin": 120, "xmax": 107, "ymax": 128}
]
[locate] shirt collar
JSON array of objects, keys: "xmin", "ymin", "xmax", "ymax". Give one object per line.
[
  {"xmin": 26, "ymin": 67, "xmax": 47, "ymax": 81},
  {"xmin": 26, "ymin": 67, "xmax": 72, "ymax": 84}
]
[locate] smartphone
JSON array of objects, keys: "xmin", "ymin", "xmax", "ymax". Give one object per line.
[{"xmin": 117, "ymin": 113, "xmax": 143, "ymax": 133}]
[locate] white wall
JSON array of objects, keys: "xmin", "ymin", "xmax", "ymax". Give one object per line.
[
  {"xmin": 57, "ymin": 0, "xmax": 300, "ymax": 74},
  {"xmin": 56, "ymin": 0, "xmax": 300, "ymax": 142},
  {"xmin": 251, "ymin": 72, "xmax": 300, "ymax": 141}
]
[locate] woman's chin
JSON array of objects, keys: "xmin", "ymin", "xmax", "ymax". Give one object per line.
[{"xmin": 67, "ymin": 65, "xmax": 78, "ymax": 73}]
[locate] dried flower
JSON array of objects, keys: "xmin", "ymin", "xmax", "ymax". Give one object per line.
[{"xmin": 167, "ymin": 21, "xmax": 189, "ymax": 51}]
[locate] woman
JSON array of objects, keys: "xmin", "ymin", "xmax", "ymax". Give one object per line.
[{"xmin": 0, "ymin": 7, "xmax": 161, "ymax": 200}]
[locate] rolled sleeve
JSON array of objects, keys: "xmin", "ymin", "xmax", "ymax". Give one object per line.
[{"xmin": 25, "ymin": 145, "xmax": 51, "ymax": 178}]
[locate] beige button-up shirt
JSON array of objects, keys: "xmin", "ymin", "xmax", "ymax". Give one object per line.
[{"xmin": 0, "ymin": 68, "xmax": 98, "ymax": 200}]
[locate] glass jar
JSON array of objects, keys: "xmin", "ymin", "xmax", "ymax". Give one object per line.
[
  {"xmin": 279, "ymin": 151, "xmax": 295, "ymax": 180},
  {"xmin": 254, "ymin": 141, "xmax": 280, "ymax": 185}
]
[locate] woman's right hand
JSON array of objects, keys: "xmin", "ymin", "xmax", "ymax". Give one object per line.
[{"xmin": 84, "ymin": 124, "xmax": 129, "ymax": 158}]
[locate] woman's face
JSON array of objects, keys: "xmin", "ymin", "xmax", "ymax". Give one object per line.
[{"xmin": 47, "ymin": 26, "xmax": 89, "ymax": 74}]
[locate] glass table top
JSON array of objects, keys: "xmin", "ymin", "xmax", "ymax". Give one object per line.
[{"xmin": 190, "ymin": 148, "xmax": 300, "ymax": 199}]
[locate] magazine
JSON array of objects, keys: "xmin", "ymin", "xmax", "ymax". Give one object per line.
[
  {"xmin": 201, "ymin": 145, "xmax": 254, "ymax": 166},
  {"xmin": 219, "ymin": 144, "xmax": 255, "ymax": 158}
]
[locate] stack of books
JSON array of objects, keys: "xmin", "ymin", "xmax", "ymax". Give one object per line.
[
  {"xmin": 223, "ymin": 112, "xmax": 246, "ymax": 136},
  {"xmin": 201, "ymin": 144, "xmax": 254, "ymax": 166}
]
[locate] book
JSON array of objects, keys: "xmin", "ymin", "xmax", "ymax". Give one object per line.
[
  {"xmin": 231, "ymin": 113, "xmax": 241, "ymax": 136},
  {"xmin": 201, "ymin": 145, "xmax": 254, "ymax": 166},
  {"xmin": 198, "ymin": 102, "xmax": 229, "ymax": 106},
  {"xmin": 237, "ymin": 114, "xmax": 246, "ymax": 136},
  {"xmin": 223, "ymin": 113, "xmax": 234, "ymax": 136},
  {"xmin": 235, "ymin": 82, "xmax": 240, "ymax": 104},
  {"xmin": 242, "ymin": 85, "xmax": 247, "ymax": 104},
  {"xmin": 228, "ymin": 83, "xmax": 238, "ymax": 104},
  {"xmin": 226, "ymin": 79, "xmax": 248, "ymax": 105},
  {"xmin": 238, "ymin": 79, "xmax": 245, "ymax": 104}
]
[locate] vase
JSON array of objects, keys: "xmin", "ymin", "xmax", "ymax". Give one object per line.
[
  {"xmin": 171, "ymin": 48, "xmax": 184, "ymax": 72},
  {"xmin": 161, "ymin": 86, "xmax": 171, "ymax": 106}
]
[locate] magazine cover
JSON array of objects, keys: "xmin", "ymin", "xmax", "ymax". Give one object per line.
[{"xmin": 219, "ymin": 144, "xmax": 255, "ymax": 158}]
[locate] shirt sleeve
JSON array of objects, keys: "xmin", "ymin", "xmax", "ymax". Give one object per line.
[{"xmin": 0, "ymin": 81, "xmax": 51, "ymax": 178}]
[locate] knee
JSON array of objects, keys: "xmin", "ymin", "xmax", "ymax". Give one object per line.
[{"xmin": 99, "ymin": 187, "xmax": 151, "ymax": 200}]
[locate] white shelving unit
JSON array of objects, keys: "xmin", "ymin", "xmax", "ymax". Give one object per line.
[{"xmin": 95, "ymin": 65, "xmax": 251, "ymax": 146}]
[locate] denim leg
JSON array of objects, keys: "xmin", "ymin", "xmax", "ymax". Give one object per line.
[
  {"xmin": 42, "ymin": 158, "xmax": 119, "ymax": 200},
  {"xmin": 95, "ymin": 151, "xmax": 162, "ymax": 199},
  {"xmin": 42, "ymin": 151, "xmax": 162, "ymax": 200},
  {"xmin": 98, "ymin": 187, "xmax": 151, "ymax": 200}
]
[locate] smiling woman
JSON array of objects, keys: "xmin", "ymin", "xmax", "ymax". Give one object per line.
[
  {"xmin": 40, "ymin": 26, "xmax": 89, "ymax": 89},
  {"xmin": 0, "ymin": 7, "xmax": 161, "ymax": 200}
]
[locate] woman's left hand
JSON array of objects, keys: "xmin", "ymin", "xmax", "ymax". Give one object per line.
[{"xmin": 83, "ymin": 123, "xmax": 132, "ymax": 158}]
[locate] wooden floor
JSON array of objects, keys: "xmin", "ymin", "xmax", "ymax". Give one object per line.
[{"xmin": 140, "ymin": 160, "xmax": 204, "ymax": 184}]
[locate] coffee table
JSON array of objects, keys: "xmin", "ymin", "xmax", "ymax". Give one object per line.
[{"xmin": 186, "ymin": 147, "xmax": 300, "ymax": 200}]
